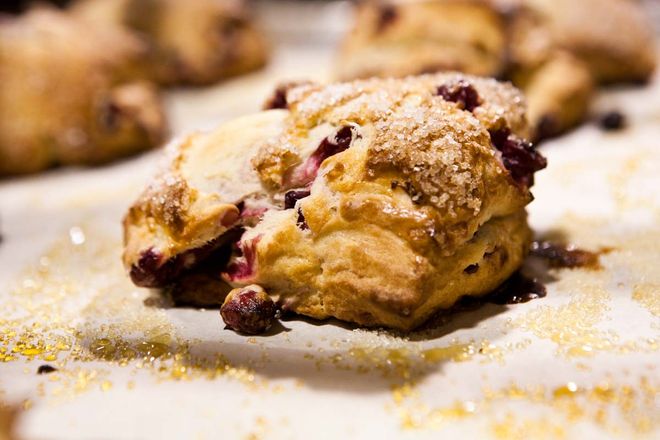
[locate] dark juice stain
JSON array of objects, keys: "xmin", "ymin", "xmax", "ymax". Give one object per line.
[
  {"xmin": 530, "ymin": 241, "xmax": 611, "ymax": 270},
  {"xmin": 453, "ymin": 271, "xmax": 546, "ymax": 310},
  {"xmin": 453, "ymin": 241, "xmax": 613, "ymax": 313},
  {"xmin": 483, "ymin": 272, "xmax": 547, "ymax": 304}
]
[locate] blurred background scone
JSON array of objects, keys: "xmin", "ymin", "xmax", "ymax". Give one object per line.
[
  {"xmin": 337, "ymin": 0, "xmax": 508, "ymax": 80},
  {"xmin": 0, "ymin": 7, "xmax": 167, "ymax": 176},
  {"xmin": 508, "ymin": 0, "xmax": 656, "ymax": 84},
  {"xmin": 72, "ymin": 0, "xmax": 268, "ymax": 86},
  {"xmin": 337, "ymin": 0, "xmax": 656, "ymax": 140},
  {"xmin": 123, "ymin": 73, "xmax": 546, "ymax": 330},
  {"xmin": 507, "ymin": 0, "xmax": 656, "ymax": 137},
  {"xmin": 0, "ymin": 0, "xmax": 268, "ymax": 176}
]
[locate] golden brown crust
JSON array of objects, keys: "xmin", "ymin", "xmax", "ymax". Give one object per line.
[
  {"xmin": 336, "ymin": 0, "xmax": 508, "ymax": 81},
  {"xmin": 122, "ymin": 110, "xmax": 287, "ymax": 281},
  {"xmin": 254, "ymin": 73, "xmax": 529, "ymax": 190},
  {"xmin": 124, "ymin": 74, "xmax": 541, "ymax": 329},
  {"xmin": 340, "ymin": 0, "xmax": 656, "ymax": 83},
  {"xmin": 337, "ymin": 0, "xmax": 656, "ymax": 139},
  {"xmin": 0, "ymin": 8, "xmax": 167, "ymax": 175},
  {"xmin": 508, "ymin": 0, "xmax": 657, "ymax": 84},
  {"xmin": 240, "ymin": 74, "xmax": 535, "ymax": 328},
  {"xmin": 249, "ymin": 209, "xmax": 530, "ymax": 329}
]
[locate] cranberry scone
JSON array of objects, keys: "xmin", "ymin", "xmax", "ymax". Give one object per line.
[
  {"xmin": 123, "ymin": 73, "xmax": 546, "ymax": 330},
  {"xmin": 336, "ymin": 0, "xmax": 508, "ymax": 81},
  {"xmin": 337, "ymin": 0, "xmax": 656, "ymax": 140},
  {"xmin": 508, "ymin": 0, "xmax": 656, "ymax": 85},
  {"xmin": 0, "ymin": 7, "xmax": 167, "ymax": 175},
  {"xmin": 72, "ymin": 0, "xmax": 268, "ymax": 86},
  {"xmin": 507, "ymin": 0, "xmax": 655, "ymax": 137}
]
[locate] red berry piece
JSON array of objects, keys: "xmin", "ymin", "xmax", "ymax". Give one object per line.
[
  {"xmin": 286, "ymin": 125, "xmax": 358, "ymax": 188},
  {"xmin": 223, "ymin": 235, "xmax": 261, "ymax": 283},
  {"xmin": 284, "ymin": 189, "xmax": 311, "ymax": 209},
  {"xmin": 489, "ymin": 128, "xmax": 547, "ymax": 187},
  {"xmin": 263, "ymin": 81, "xmax": 312, "ymax": 110},
  {"xmin": 220, "ymin": 285, "xmax": 277, "ymax": 335},
  {"xmin": 296, "ymin": 208, "xmax": 309, "ymax": 231},
  {"xmin": 377, "ymin": 5, "xmax": 398, "ymax": 32},
  {"xmin": 130, "ymin": 230, "xmax": 238, "ymax": 288},
  {"xmin": 436, "ymin": 80, "xmax": 481, "ymax": 112}
]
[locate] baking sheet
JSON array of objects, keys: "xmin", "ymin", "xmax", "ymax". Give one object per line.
[{"xmin": 1, "ymin": 24, "xmax": 660, "ymax": 440}]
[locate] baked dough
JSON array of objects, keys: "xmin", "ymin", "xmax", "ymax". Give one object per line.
[
  {"xmin": 336, "ymin": 0, "xmax": 508, "ymax": 81},
  {"xmin": 72, "ymin": 0, "xmax": 268, "ymax": 86},
  {"xmin": 123, "ymin": 73, "xmax": 546, "ymax": 330},
  {"xmin": 0, "ymin": 7, "xmax": 167, "ymax": 175},
  {"xmin": 508, "ymin": 0, "xmax": 656, "ymax": 84},
  {"xmin": 337, "ymin": 0, "xmax": 656, "ymax": 140}
]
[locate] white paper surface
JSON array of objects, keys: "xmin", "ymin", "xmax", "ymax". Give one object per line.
[{"xmin": 1, "ymin": 37, "xmax": 659, "ymax": 440}]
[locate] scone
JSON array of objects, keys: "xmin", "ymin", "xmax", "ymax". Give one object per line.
[
  {"xmin": 72, "ymin": 0, "xmax": 268, "ymax": 86},
  {"xmin": 123, "ymin": 73, "xmax": 546, "ymax": 330},
  {"xmin": 0, "ymin": 7, "xmax": 167, "ymax": 175},
  {"xmin": 337, "ymin": 0, "xmax": 656, "ymax": 140},
  {"xmin": 336, "ymin": 0, "xmax": 508, "ymax": 81},
  {"xmin": 508, "ymin": 0, "xmax": 656, "ymax": 84}
]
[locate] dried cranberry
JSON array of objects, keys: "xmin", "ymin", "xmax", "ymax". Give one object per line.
[
  {"xmin": 264, "ymin": 83, "xmax": 292, "ymax": 110},
  {"xmin": 220, "ymin": 285, "xmax": 277, "ymax": 335},
  {"xmin": 286, "ymin": 125, "xmax": 358, "ymax": 188},
  {"xmin": 265, "ymin": 87, "xmax": 288, "ymax": 110},
  {"xmin": 130, "ymin": 248, "xmax": 167, "ymax": 287},
  {"xmin": 489, "ymin": 128, "xmax": 547, "ymax": 187},
  {"xmin": 315, "ymin": 125, "xmax": 354, "ymax": 162},
  {"xmin": 435, "ymin": 81, "xmax": 481, "ymax": 112},
  {"xmin": 284, "ymin": 189, "xmax": 311, "ymax": 209},
  {"xmin": 263, "ymin": 81, "xmax": 311, "ymax": 110},
  {"xmin": 598, "ymin": 111, "xmax": 626, "ymax": 131},
  {"xmin": 99, "ymin": 99, "xmax": 122, "ymax": 132},
  {"xmin": 224, "ymin": 235, "xmax": 260, "ymax": 283},
  {"xmin": 219, "ymin": 17, "xmax": 244, "ymax": 38},
  {"xmin": 377, "ymin": 5, "xmax": 398, "ymax": 32},
  {"xmin": 296, "ymin": 208, "xmax": 309, "ymax": 231},
  {"xmin": 130, "ymin": 230, "xmax": 241, "ymax": 288}
]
